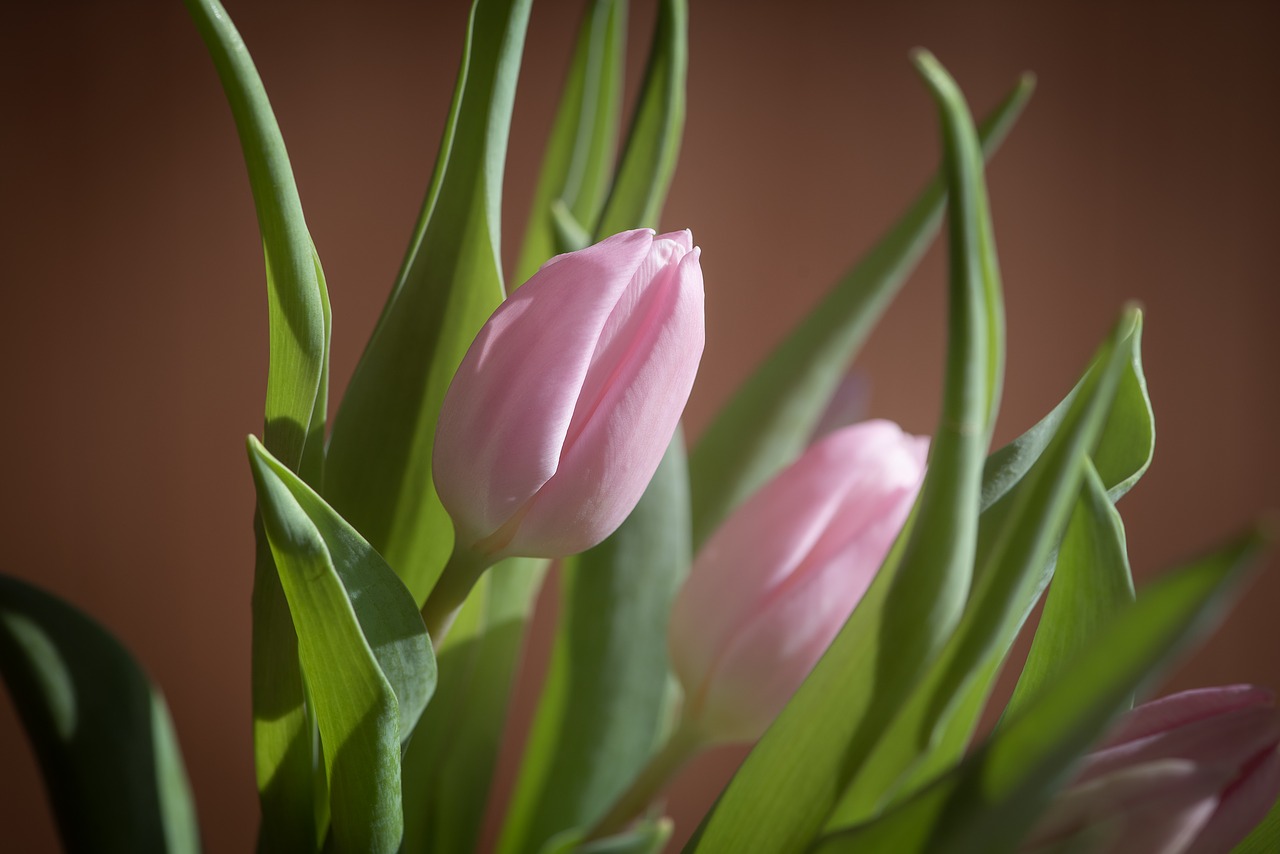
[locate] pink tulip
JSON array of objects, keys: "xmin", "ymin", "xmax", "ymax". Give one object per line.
[
  {"xmin": 668, "ymin": 420, "xmax": 929, "ymax": 743},
  {"xmin": 433, "ymin": 228, "xmax": 704, "ymax": 560},
  {"xmin": 1023, "ymin": 685, "xmax": 1280, "ymax": 853}
]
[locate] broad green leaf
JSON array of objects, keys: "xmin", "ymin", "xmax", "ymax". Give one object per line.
[
  {"xmin": 1003, "ymin": 460, "xmax": 1135, "ymax": 718},
  {"xmin": 539, "ymin": 818, "xmax": 673, "ymax": 854},
  {"xmin": 515, "ymin": 0, "xmax": 626, "ymax": 282},
  {"xmin": 184, "ymin": 0, "xmax": 332, "ymax": 844},
  {"xmin": 324, "ymin": 0, "xmax": 532, "ymax": 605},
  {"xmin": 685, "ymin": 51, "xmax": 1004, "ymax": 854},
  {"xmin": 0, "ymin": 577, "xmax": 200, "ymax": 854},
  {"xmin": 594, "ymin": 0, "xmax": 686, "ymax": 238},
  {"xmin": 400, "ymin": 556, "xmax": 545, "ymax": 854},
  {"xmin": 248, "ymin": 438, "xmax": 435, "ymax": 854},
  {"xmin": 498, "ymin": 6, "xmax": 689, "ymax": 850},
  {"xmin": 687, "ymin": 73, "xmax": 1035, "ymax": 548},
  {"xmin": 1236, "ymin": 795, "xmax": 1280, "ymax": 853},
  {"xmin": 499, "ymin": 442, "xmax": 691, "ymax": 854},
  {"xmin": 812, "ymin": 526, "xmax": 1270, "ymax": 854},
  {"xmin": 828, "ymin": 309, "xmax": 1138, "ymax": 827}
]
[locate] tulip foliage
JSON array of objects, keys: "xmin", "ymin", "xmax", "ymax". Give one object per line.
[{"xmin": 1, "ymin": 0, "xmax": 1277, "ymax": 853}]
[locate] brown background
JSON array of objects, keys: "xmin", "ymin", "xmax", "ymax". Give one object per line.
[{"xmin": 2, "ymin": 1, "xmax": 1278, "ymax": 851}]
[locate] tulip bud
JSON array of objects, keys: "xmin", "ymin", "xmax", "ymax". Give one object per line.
[
  {"xmin": 433, "ymin": 228, "xmax": 704, "ymax": 560},
  {"xmin": 668, "ymin": 420, "xmax": 928, "ymax": 743},
  {"xmin": 1023, "ymin": 685, "xmax": 1280, "ymax": 853}
]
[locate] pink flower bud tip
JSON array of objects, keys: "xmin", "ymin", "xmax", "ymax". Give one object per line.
[
  {"xmin": 668, "ymin": 419, "xmax": 929, "ymax": 743},
  {"xmin": 433, "ymin": 228, "xmax": 704, "ymax": 560},
  {"xmin": 1024, "ymin": 685, "xmax": 1280, "ymax": 853}
]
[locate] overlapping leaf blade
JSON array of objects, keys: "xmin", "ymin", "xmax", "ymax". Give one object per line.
[
  {"xmin": 684, "ymin": 50, "xmax": 1004, "ymax": 854},
  {"xmin": 0, "ymin": 577, "xmax": 200, "ymax": 854},
  {"xmin": 248, "ymin": 438, "xmax": 435, "ymax": 854},
  {"xmin": 813, "ymin": 527, "xmax": 1270, "ymax": 854},
  {"xmin": 323, "ymin": 0, "xmax": 532, "ymax": 605},
  {"xmin": 828, "ymin": 309, "xmax": 1140, "ymax": 827},
  {"xmin": 687, "ymin": 74, "xmax": 1034, "ymax": 548},
  {"xmin": 515, "ymin": 0, "xmax": 625, "ymax": 280},
  {"xmin": 184, "ymin": 0, "xmax": 332, "ymax": 845}
]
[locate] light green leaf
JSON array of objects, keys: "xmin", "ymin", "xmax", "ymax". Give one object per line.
[
  {"xmin": 323, "ymin": 0, "xmax": 532, "ymax": 605},
  {"xmin": 684, "ymin": 50, "xmax": 1004, "ymax": 854},
  {"xmin": 539, "ymin": 818, "xmax": 673, "ymax": 854},
  {"xmin": 248, "ymin": 437, "xmax": 435, "ymax": 854},
  {"xmin": 0, "ymin": 576, "xmax": 199, "ymax": 854},
  {"xmin": 812, "ymin": 526, "xmax": 1270, "ymax": 854},
  {"xmin": 687, "ymin": 73, "xmax": 1034, "ymax": 548},
  {"xmin": 184, "ymin": 0, "xmax": 332, "ymax": 845},
  {"xmin": 515, "ymin": 0, "xmax": 626, "ymax": 281},
  {"xmin": 828, "ymin": 309, "xmax": 1139, "ymax": 827},
  {"xmin": 1003, "ymin": 460, "xmax": 1135, "ymax": 718}
]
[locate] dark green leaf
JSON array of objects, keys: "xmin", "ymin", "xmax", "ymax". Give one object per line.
[
  {"xmin": 684, "ymin": 50, "xmax": 1005, "ymax": 854},
  {"xmin": 687, "ymin": 74, "xmax": 1034, "ymax": 548},
  {"xmin": 248, "ymin": 438, "xmax": 435, "ymax": 854},
  {"xmin": 812, "ymin": 526, "xmax": 1270, "ymax": 854},
  {"xmin": 0, "ymin": 576, "xmax": 199, "ymax": 854},
  {"xmin": 539, "ymin": 817, "xmax": 673, "ymax": 854}
]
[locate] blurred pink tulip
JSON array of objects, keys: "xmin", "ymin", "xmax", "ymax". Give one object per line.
[
  {"xmin": 668, "ymin": 419, "xmax": 928, "ymax": 743},
  {"xmin": 1023, "ymin": 685, "xmax": 1280, "ymax": 853},
  {"xmin": 433, "ymin": 228, "xmax": 704, "ymax": 560}
]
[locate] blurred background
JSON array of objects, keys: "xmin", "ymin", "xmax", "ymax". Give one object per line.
[{"xmin": 2, "ymin": 0, "xmax": 1278, "ymax": 850}]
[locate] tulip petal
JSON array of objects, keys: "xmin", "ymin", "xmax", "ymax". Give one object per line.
[
  {"xmin": 433, "ymin": 228, "xmax": 654, "ymax": 545},
  {"xmin": 1102, "ymin": 685, "xmax": 1274, "ymax": 748},
  {"xmin": 1187, "ymin": 747, "xmax": 1280, "ymax": 854},
  {"xmin": 518, "ymin": 242, "xmax": 705, "ymax": 556}
]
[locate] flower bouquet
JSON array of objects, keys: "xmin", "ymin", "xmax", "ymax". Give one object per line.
[{"xmin": 1, "ymin": 1, "xmax": 1276, "ymax": 852}]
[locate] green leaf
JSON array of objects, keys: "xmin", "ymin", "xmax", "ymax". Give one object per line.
[
  {"xmin": 323, "ymin": 0, "xmax": 532, "ymax": 605},
  {"xmin": 538, "ymin": 818, "xmax": 673, "ymax": 854},
  {"xmin": 812, "ymin": 526, "xmax": 1270, "ymax": 854},
  {"xmin": 0, "ymin": 576, "xmax": 199, "ymax": 854},
  {"xmin": 594, "ymin": 0, "xmax": 687, "ymax": 238},
  {"xmin": 184, "ymin": 0, "xmax": 332, "ymax": 845},
  {"xmin": 515, "ymin": 0, "xmax": 626, "ymax": 281},
  {"xmin": 827, "ymin": 309, "xmax": 1139, "ymax": 828},
  {"xmin": 248, "ymin": 437, "xmax": 436, "ymax": 854},
  {"xmin": 684, "ymin": 50, "xmax": 1005, "ymax": 854},
  {"xmin": 499, "ymin": 441, "xmax": 691, "ymax": 854},
  {"xmin": 1003, "ymin": 460, "xmax": 1135, "ymax": 718},
  {"xmin": 400, "ymin": 556, "xmax": 546, "ymax": 854},
  {"xmin": 687, "ymin": 73, "xmax": 1034, "ymax": 548}
]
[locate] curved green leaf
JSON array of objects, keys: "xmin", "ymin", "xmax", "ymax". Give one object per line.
[
  {"xmin": 248, "ymin": 438, "xmax": 435, "ymax": 854},
  {"xmin": 685, "ymin": 50, "xmax": 1004, "ymax": 854},
  {"xmin": 0, "ymin": 576, "xmax": 199, "ymax": 854},
  {"xmin": 1003, "ymin": 460, "xmax": 1135, "ymax": 719},
  {"xmin": 813, "ymin": 526, "xmax": 1270, "ymax": 854},
  {"xmin": 324, "ymin": 0, "xmax": 532, "ymax": 605},
  {"xmin": 184, "ymin": 0, "xmax": 332, "ymax": 844},
  {"xmin": 539, "ymin": 818, "xmax": 673, "ymax": 854},
  {"xmin": 515, "ymin": 0, "xmax": 626, "ymax": 281},
  {"xmin": 687, "ymin": 73, "xmax": 1034, "ymax": 548}
]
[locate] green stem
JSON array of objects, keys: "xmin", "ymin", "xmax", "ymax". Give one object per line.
[
  {"xmin": 421, "ymin": 543, "xmax": 493, "ymax": 644},
  {"xmin": 584, "ymin": 718, "xmax": 706, "ymax": 842}
]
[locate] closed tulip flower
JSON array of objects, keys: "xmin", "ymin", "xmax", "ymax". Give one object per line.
[
  {"xmin": 433, "ymin": 227, "xmax": 704, "ymax": 561},
  {"xmin": 668, "ymin": 419, "xmax": 928, "ymax": 743},
  {"xmin": 1023, "ymin": 685, "xmax": 1280, "ymax": 853}
]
